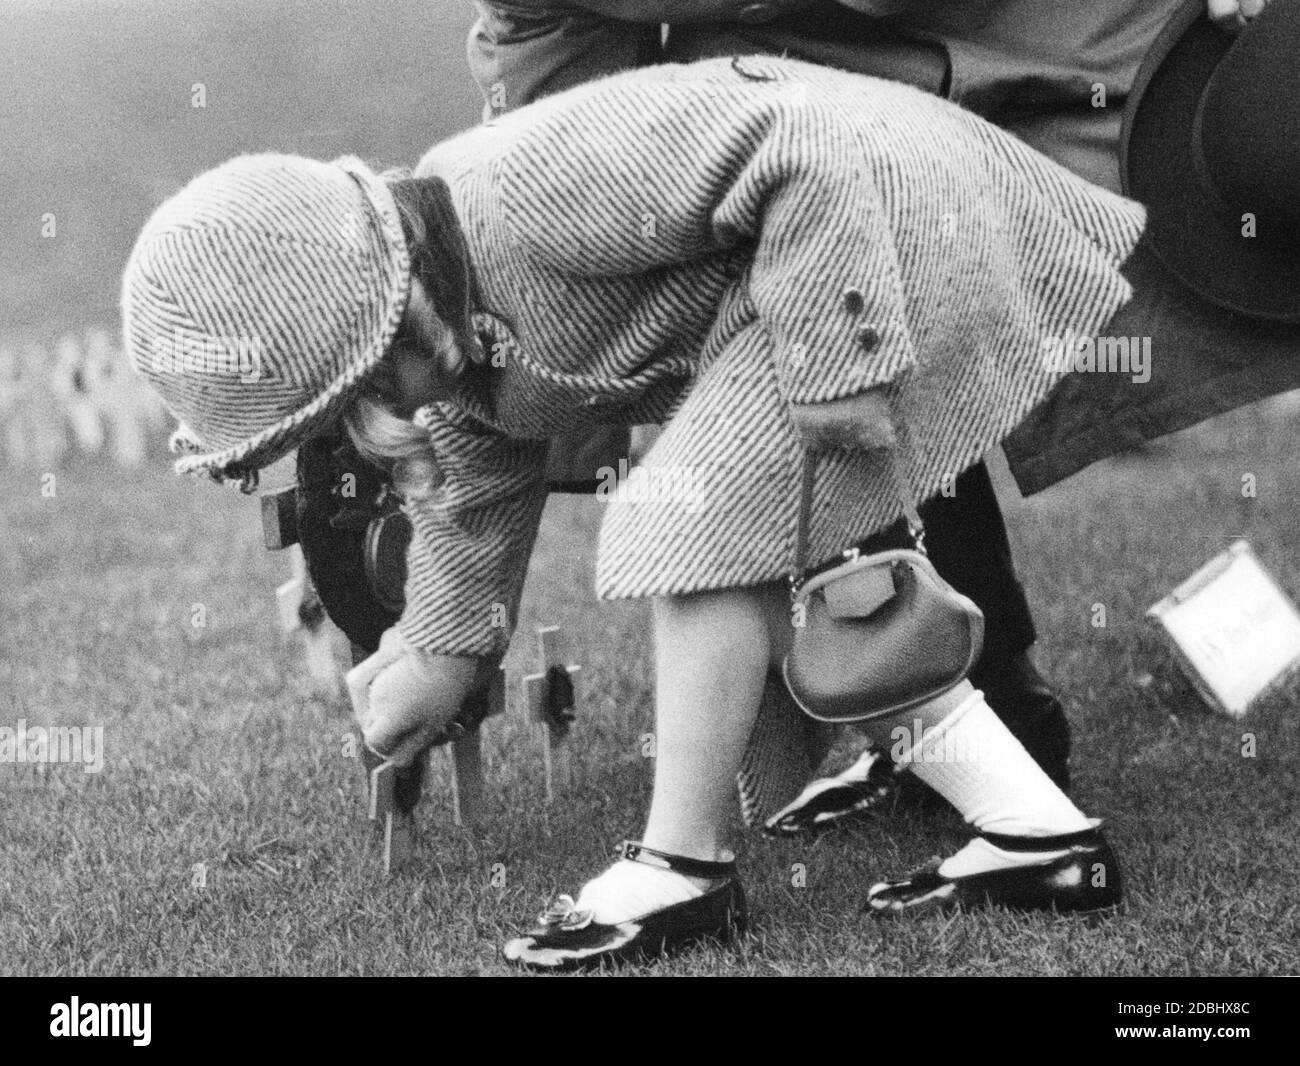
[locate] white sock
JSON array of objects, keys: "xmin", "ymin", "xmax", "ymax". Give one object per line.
[
  {"xmin": 574, "ymin": 859, "xmax": 704, "ymax": 924},
  {"xmin": 898, "ymin": 690, "xmax": 1095, "ymax": 877}
]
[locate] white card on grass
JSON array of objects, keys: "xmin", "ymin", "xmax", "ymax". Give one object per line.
[{"xmin": 1147, "ymin": 540, "xmax": 1300, "ymax": 718}]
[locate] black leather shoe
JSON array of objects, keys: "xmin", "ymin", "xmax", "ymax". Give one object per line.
[
  {"xmin": 865, "ymin": 826, "xmax": 1122, "ymax": 916},
  {"xmin": 970, "ymin": 652, "xmax": 1071, "ymax": 792},
  {"xmin": 764, "ymin": 748, "xmax": 896, "ymax": 836},
  {"xmin": 502, "ymin": 842, "xmax": 747, "ymax": 970}
]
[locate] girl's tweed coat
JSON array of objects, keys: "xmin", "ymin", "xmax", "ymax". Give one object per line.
[{"xmin": 399, "ymin": 55, "xmax": 1145, "ymax": 657}]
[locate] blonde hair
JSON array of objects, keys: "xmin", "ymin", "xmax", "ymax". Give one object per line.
[
  {"xmin": 342, "ymin": 391, "xmax": 442, "ymax": 502},
  {"xmin": 340, "ymin": 169, "xmax": 448, "ymax": 502}
]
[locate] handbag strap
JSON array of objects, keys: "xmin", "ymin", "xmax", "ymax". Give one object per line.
[{"xmin": 790, "ymin": 439, "xmax": 926, "ymax": 591}]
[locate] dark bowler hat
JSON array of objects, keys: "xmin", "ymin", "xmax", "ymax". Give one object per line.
[
  {"xmin": 1005, "ymin": 0, "xmax": 1300, "ymax": 495},
  {"xmin": 1122, "ymin": 0, "xmax": 1300, "ymax": 321}
]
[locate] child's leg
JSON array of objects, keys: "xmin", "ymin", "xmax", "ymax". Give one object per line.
[
  {"xmin": 572, "ymin": 585, "xmax": 779, "ymax": 923},
  {"xmin": 857, "ymin": 680, "xmax": 1120, "ymax": 912},
  {"xmin": 641, "ymin": 587, "xmax": 772, "ymax": 859},
  {"xmin": 857, "ymin": 680, "xmax": 1091, "ymax": 852}
]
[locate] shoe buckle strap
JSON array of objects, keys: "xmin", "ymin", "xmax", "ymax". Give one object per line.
[
  {"xmin": 978, "ymin": 824, "xmax": 1103, "ymax": 853},
  {"xmin": 617, "ymin": 840, "xmax": 736, "ymax": 880}
]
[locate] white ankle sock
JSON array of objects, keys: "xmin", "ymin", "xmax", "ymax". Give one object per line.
[
  {"xmin": 898, "ymin": 690, "xmax": 1095, "ymax": 877},
  {"xmin": 574, "ymin": 859, "xmax": 704, "ymax": 924}
]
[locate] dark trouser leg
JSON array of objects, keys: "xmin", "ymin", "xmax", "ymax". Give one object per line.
[
  {"xmin": 917, "ymin": 463, "xmax": 1036, "ymax": 666},
  {"xmin": 916, "ymin": 463, "xmax": 1071, "ymax": 788}
]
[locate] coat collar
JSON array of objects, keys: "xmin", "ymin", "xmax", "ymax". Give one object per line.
[
  {"xmin": 417, "ymin": 175, "xmax": 513, "ymax": 428},
  {"xmin": 420, "ymin": 174, "xmax": 482, "ymax": 362}
]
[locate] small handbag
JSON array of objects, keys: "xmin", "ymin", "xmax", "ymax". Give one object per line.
[{"xmin": 781, "ymin": 443, "xmax": 984, "ymax": 724}]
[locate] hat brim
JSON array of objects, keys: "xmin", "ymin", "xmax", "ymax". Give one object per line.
[
  {"xmin": 1122, "ymin": 0, "xmax": 1300, "ymax": 322},
  {"xmin": 173, "ymin": 343, "xmax": 390, "ymax": 479}
]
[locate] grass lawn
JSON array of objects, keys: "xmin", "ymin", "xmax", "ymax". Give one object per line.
[{"xmin": 2, "ymin": 400, "xmax": 1297, "ymax": 977}]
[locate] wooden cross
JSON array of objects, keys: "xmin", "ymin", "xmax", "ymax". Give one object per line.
[
  {"xmin": 365, "ymin": 755, "xmax": 416, "ymax": 878},
  {"xmin": 435, "ymin": 669, "xmax": 503, "ymax": 830},
  {"xmin": 261, "ymin": 483, "xmax": 504, "ymax": 873},
  {"xmin": 521, "ymin": 625, "xmax": 581, "ymax": 804},
  {"xmin": 359, "ymin": 655, "xmax": 504, "ymax": 876},
  {"xmin": 261, "ymin": 485, "xmax": 298, "ymax": 551}
]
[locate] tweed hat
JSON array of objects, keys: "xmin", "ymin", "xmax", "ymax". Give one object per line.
[{"xmin": 121, "ymin": 153, "xmax": 411, "ymax": 483}]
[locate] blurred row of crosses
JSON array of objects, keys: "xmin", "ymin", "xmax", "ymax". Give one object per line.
[{"xmin": 0, "ymin": 330, "xmax": 166, "ymax": 468}]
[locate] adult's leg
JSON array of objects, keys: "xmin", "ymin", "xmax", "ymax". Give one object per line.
[{"xmin": 919, "ymin": 463, "xmax": 1036, "ymax": 665}]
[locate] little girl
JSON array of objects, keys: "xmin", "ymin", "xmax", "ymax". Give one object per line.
[{"xmin": 122, "ymin": 56, "xmax": 1143, "ymax": 969}]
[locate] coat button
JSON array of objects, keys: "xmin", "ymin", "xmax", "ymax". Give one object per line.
[
  {"xmin": 737, "ymin": 3, "xmax": 779, "ymax": 24},
  {"xmin": 842, "ymin": 287, "xmax": 865, "ymax": 315},
  {"xmin": 857, "ymin": 326, "xmax": 881, "ymax": 352}
]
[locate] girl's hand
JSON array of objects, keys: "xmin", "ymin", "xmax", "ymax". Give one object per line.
[
  {"xmin": 1207, "ymin": 0, "xmax": 1269, "ymax": 31},
  {"xmin": 789, "ymin": 386, "xmax": 896, "ymax": 452},
  {"xmin": 346, "ymin": 627, "xmax": 487, "ymax": 766}
]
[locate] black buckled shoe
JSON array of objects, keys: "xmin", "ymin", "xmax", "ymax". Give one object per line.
[
  {"xmin": 502, "ymin": 842, "xmax": 747, "ymax": 971},
  {"xmin": 764, "ymin": 748, "xmax": 896, "ymax": 836},
  {"xmin": 865, "ymin": 826, "xmax": 1122, "ymax": 917}
]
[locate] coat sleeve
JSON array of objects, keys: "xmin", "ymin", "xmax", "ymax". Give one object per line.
[
  {"xmin": 468, "ymin": 1, "xmax": 663, "ymax": 115},
  {"xmin": 396, "ymin": 402, "xmax": 549, "ymax": 657},
  {"xmin": 494, "ymin": 71, "xmax": 917, "ymax": 405}
]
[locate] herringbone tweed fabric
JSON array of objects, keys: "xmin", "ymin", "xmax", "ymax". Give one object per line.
[{"xmin": 399, "ymin": 55, "xmax": 1144, "ymax": 655}]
